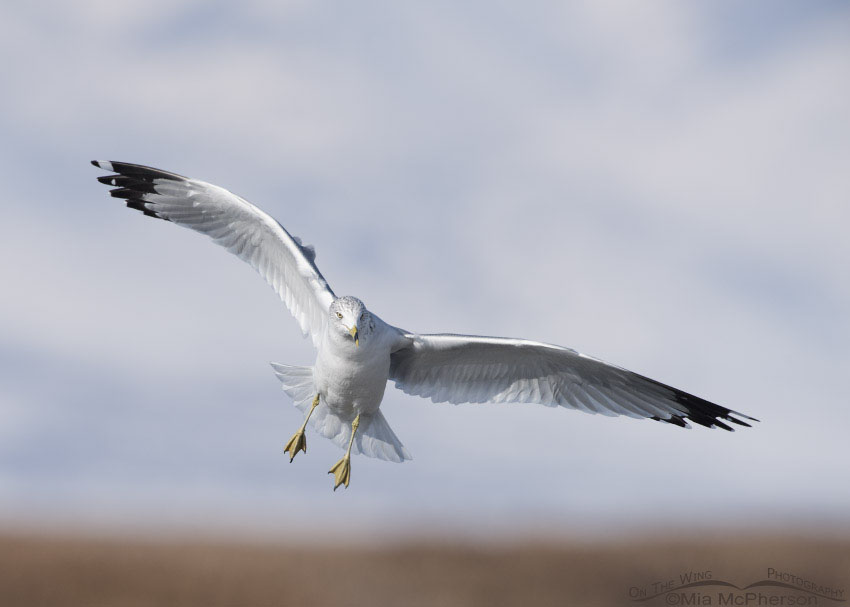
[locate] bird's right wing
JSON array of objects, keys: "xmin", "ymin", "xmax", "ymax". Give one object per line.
[
  {"xmin": 92, "ymin": 161, "xmax": 336, "ymax": 347},
  {"xmin": 390, "ymin": 333, "xmax": 757, "ymax": 430}
]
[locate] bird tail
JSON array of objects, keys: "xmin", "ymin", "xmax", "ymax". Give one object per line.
[
  {"xmin": 270, "ymin": 363, "xmax": 412, "ymax": 463},
  {"xmin": 270, "ymin": 363, "xmax": 316, "ymax": 413}
]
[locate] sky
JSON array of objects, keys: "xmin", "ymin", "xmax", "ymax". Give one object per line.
[{"xmin": 1, "ymin": 1, "xmax": 849, "ymax": 541}]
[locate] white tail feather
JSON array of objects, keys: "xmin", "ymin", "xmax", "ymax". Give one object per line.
[
  {"xmin": 270, "ymin": 363, "xmax": 412, "ymax": 463},
  {"xmin": 270, "ymin": 363, "xmax": 315, "ymax": 411}
]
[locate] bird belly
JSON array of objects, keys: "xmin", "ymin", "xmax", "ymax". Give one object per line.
[{"xmin": 314, "ymin": 347, "xmax": 390, "ymax": 418}]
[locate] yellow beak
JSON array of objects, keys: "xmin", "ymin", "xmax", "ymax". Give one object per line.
[{"xmin": 349, "ymin": 325, "xmax": 359, "ymax": 347}]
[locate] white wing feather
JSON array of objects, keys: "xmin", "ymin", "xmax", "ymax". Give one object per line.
[
  {"xmin": 390, "ymin": 333, "xmax": 756, "ymax": 430},
  {"xmin": 93, "ymin": 161, "xmax": 335, "ymax": 346}
]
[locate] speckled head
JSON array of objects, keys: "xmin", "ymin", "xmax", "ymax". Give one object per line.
[{"xmin": 329, "ymin": 296, "xmax": 373, "ymax": 346}]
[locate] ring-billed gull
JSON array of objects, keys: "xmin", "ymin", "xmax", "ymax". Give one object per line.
[{"xmin": 92, "ymin": 161, "xmax": 758, "ymax": 490}]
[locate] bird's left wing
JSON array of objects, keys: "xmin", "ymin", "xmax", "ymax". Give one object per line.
[
  {"xmin": 389, "ymin": 333, "xmax": 756, "ymax": 430},
  {"xmin": 92, "ymin": 161, "xmax": 336, "ymax": 346}
]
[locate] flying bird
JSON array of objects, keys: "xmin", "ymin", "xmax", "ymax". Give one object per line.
[{"xmin": 92, "ymin": 161, "xmax": 757, "ymax": 490}]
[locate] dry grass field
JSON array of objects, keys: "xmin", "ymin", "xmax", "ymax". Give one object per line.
[{"xmin": 1, "ymin": 531, "xmax": 847, "ymax": 607}]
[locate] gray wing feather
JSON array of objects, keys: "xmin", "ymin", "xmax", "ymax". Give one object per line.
[
  {"xmin": 93, "ymin": 161, "xmax": 336, "ymax": 346},
  {"xmin": 389, "ymin": 333, "xmax": 756, "ymax": 430}
]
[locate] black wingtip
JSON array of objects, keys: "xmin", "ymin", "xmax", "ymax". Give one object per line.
[
  {"xmin": 92, "ymin": 160, "xmax": 180, "ymax": 222},
  {"xmin": 125, "ymin": 199, "xmax": 162, "ymax": 219},
  {"xmin": 727, "ymin": 415, "xmax": 753, "ymax": 428},
  {"xmin": 651, "ymin": 414, "xmax": 690, "ymax": 429},
  {"xmin": 90, "ymin": 160, "xmax": 187, "ymax": 181},
  {"xmin": 639, "ymin": 371, "xmax": 759, "ymax": 433}
]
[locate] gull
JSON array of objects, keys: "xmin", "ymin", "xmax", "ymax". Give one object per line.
[{"xmin": 92, "ymin": 161, "xmax": 758, "ymax": 490}]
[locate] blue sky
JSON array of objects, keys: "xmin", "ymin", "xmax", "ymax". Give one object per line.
[{"xmin": 1, "ymin": 1, "xmax": 848, "ymax": 540}]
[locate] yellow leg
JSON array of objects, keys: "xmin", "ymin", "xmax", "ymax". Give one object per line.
[
  {"xmin": 284, "ymin": 394, "xmax": 320, "ymax": 462},
  {"xmin": 328, "ymin": 414, "xmax": 360, "ymax": 491}
]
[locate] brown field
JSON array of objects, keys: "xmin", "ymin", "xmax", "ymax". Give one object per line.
[{"xmin": 0, "ymin": 531, "xmax": 847, "ymax": 607}]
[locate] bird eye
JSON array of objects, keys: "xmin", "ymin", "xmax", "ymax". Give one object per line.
[{"xmin": 336, "ymin": 312, "xmax": 343, "ymax": 319}]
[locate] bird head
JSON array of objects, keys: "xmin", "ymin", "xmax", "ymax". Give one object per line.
[{"xmin": 329, "ymin": 296, "xmax": 370, "ymax": 347}]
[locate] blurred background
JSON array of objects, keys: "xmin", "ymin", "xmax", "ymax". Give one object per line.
[{"xmin": 1, "ymin": 0, "xmax": 848, "ymax": 604}]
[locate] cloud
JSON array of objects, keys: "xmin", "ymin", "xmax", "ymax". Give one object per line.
[{"xmin": 1, "ymin": 0, "xmax": 848, "ymax": 537}]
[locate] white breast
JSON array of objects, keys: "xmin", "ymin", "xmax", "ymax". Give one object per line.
[{"xmin": 314, "ymin": 323, "xmax": 395, "ymax": 417}]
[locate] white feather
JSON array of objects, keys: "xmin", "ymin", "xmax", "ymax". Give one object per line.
[
  {"xmin": 94, "ymin": 161, "xmax": 755, "ymax": 476},
  {"xmin": 96, "ymin": 162, "xmax": 335, "ymax": 347},
  {"xmin": 271, "ymin": 362, "xmax": 411, "ymax": 462},
  {"xmin": 389, "ymin": 333, "xmax": 754, "ymax": 429}
]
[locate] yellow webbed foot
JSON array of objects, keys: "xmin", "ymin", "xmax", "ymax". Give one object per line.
[
  {"xmin": 328, "ymin": 456, "xmax": 351, "ymax": 490},
  {"xmin": 283, "ymin": 430, "xmax": 307, "ymax": 462}
]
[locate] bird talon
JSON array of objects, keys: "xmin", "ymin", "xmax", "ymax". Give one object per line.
[
  {"xmin": 284, "ymin": 430, "xmax": 307, "ymax": 462},
  {"xmin": 328, "ymin": 456, "xmax": 351, "ymax": 490}
]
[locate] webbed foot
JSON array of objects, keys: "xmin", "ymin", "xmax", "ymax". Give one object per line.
[
  {"xmin": 328, "ymin": 456, "xmax": 351, "ymax": 490},
  {"xmin": 284, "ymin": 394, "xmax": 320, "ymax": 462},
  {"xmin": 284, "ymin": 430, "xmax": 307, "ymax": 462}
]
